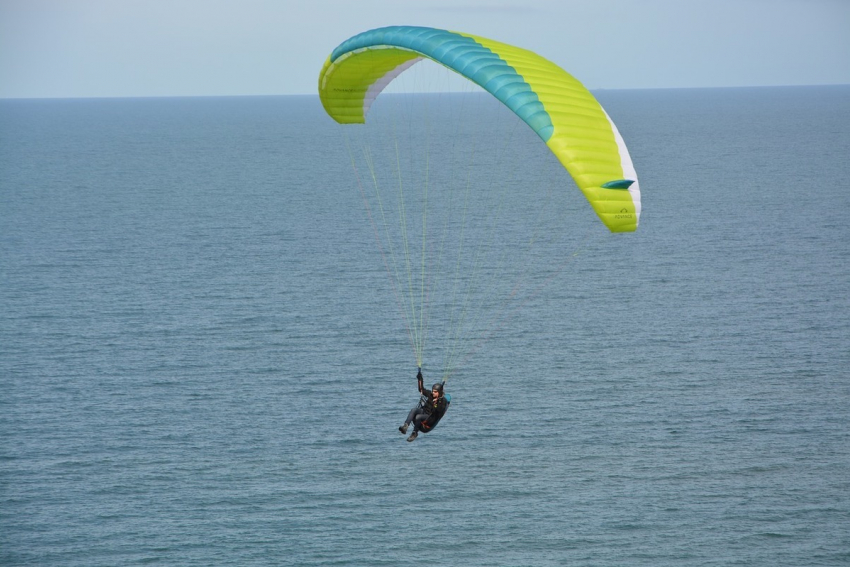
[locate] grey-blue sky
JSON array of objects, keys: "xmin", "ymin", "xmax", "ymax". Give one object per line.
[{"xmin": 1, "ymin": 0, "xmax": 848, "ymax": 98}]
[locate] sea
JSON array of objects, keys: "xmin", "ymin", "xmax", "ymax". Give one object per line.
[{"xmin": 1, "ymin": 86, "xmax": 849, "ymax": 566}]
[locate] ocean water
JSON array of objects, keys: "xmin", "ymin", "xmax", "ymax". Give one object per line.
[{"xmin": 1, "ymin": 86, "xmax": 849, "ymax": 566}]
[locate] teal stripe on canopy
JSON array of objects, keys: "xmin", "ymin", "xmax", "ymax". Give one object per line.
[{"xmin": 330, "ymin": 26, "xmax": 554, "ymax": 142}]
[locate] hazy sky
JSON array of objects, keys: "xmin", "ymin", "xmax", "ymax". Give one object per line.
[{"xmin": 1, "ymin": 0, "xmax": 848, "ymax": 98}]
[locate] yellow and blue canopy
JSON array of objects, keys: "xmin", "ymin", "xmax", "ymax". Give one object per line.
[{"xmin": 318, "ymin": 25, "xmax": 641, "ymax": 232}]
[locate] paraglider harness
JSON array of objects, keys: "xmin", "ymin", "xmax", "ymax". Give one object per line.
[{"xmin": 416, "ymin": 368, "xmax": 451, "ymax": 432}]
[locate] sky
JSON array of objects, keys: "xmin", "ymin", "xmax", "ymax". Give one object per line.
[{"xmin": 1, "ymin": 0, "xmax": 848, "ymax": 99}]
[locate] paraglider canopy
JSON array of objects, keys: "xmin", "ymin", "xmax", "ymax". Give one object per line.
[{"xmin": 318, "ymin": 25, "xmax": 641, "ymax": 232}]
